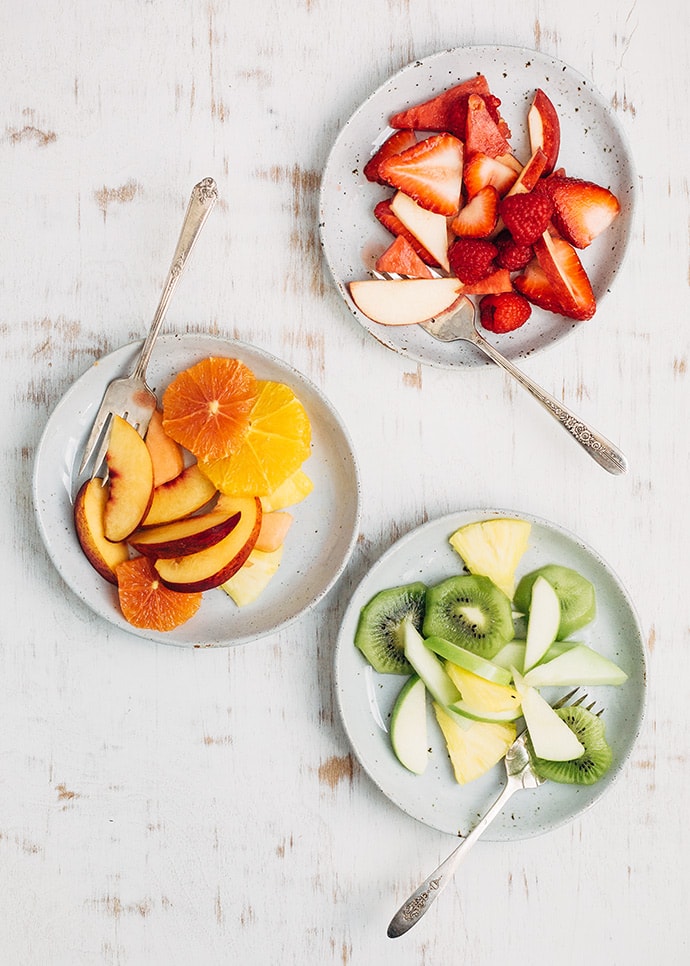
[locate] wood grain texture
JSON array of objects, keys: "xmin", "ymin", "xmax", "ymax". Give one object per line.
[{"xmin": 1, "ymin": 0, "xmax": 689, "ymax": 962}]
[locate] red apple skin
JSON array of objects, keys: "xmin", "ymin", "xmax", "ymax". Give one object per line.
[
  {"xmin": 129, "ymin": 509, "xmax": 241, "ymax": 559},
  {"xmin": 506, "ymin": 147, "xmax": 548, "ymax": 196},
  {"xmin": 74, "ymin": 478, "xmax": 130, "ymax": 584},
  {"xmin": 155, "ymin": 497, "xmax": 262, "ymax": 593},
  {"xmin": 528, "ymin": 89, "xmax": 561, "ymax": 176}
]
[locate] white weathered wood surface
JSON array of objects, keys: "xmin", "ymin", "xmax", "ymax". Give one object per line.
[{"xmin": 2, "ymin": 0, "xmax": 688, "ymax": 962}]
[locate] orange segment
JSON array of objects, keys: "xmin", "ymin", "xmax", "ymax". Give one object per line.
[
  {"xmin": 116, "ymin": 556, "xmax": 202, "ymax": 631},
  {"xmin": 161, "ymin": 357, "xmax": 258, "ymax": 461},
  {"xmin": 200, "ymin": 381, "xmax": 311, "ymax": 497}
]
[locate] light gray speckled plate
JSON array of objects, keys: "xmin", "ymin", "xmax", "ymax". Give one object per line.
[
  {"xmin": 320, "ymin": 45, "xmax": 636, "ymax": 369},
  {"xmin": 335, "ymin": 509, "xmax": 646, "ymax": 839},
  {"xmin": 33, "ymin": 334, "xmax": 361, "ymax": 647}
]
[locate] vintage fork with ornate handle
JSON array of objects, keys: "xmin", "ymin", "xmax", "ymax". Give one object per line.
[
  {"xmin": 387, "ymin": 688, "xmax": 601, "ymax": 938},
  {"xmin": 77, "ymin": 177, "xmax": 218, "ymax": 479},
  {"xmin": 374, "ymin": 273, "xmax": 627, "ymax": 476}
]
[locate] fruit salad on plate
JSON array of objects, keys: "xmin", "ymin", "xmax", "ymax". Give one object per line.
[
  {"xmin": 349, "ymin": 75, "xmax": 621, "ymax": 333},
  {"xmin": 354, "ymin": 518, "xmax": 626, "ymax": 786},
  {"xmin": 74, "ymin": 356, "xmax": 313, "ymax": 632}
]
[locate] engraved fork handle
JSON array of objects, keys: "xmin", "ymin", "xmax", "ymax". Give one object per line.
[
  {"xmin": 469, "ymin": 329, "xmax": 628, "ymax": 475},
  {"xmin": 387, "ymin": 779, "xmax": 519, "ymax": 939},
  {"xmin": 131, "ymin": 177, "xmax": 218, "ymax": 382}
]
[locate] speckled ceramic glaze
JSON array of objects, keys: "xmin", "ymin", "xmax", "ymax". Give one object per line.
[
  {"xmin": 320, "ymin": 45, "xmax": 636, "ymax": 369},
  {"xmin": 335, "ymin": 509, "xmax": 646, "ymax": 840},
  {"xmin": 33, "ymin": 334, "xmax": 361, "ymax": 647}
]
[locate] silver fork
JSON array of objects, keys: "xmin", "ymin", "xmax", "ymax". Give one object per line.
[
  {"xmin": 77, "ymin": 177, "xmax": 218, "ymax": 478},
  {"xmin": 387, "ymin": 688, "xmax": 601, "ymax": 938},
  {"xmin": 374, "ymin": 272, "xmax": 627, "ymax": 475}
]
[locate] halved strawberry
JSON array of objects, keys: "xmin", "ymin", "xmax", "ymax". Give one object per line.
[
  {"xmin": 479, "ymin": 292, "xmax": 531, "ymax": 333},
  {"xmin": 448, "ymin": 238, "xmax": 498, "ymax": 284},
  {"xmin": 513, "ymin": 257, "xmax": 566, "ymax": 315},
  {"xmin": 373, "ymin": 199, "xmax": 439, "ymax": 266},
  {"xmin": 375, "ymin": 235, "xmax": 434, "ymax": 278},
  {"xmin": 389, "ymin": 75, "xmax": 491, "ymax": 137},
  {"xmin": 450, "ymin": 185, "xmax": 499, "ymax": 238},
  {"xmin": 542, "ymin": 176, "xmax": 621, "ymax": 248},
  {"xmin": 378, "ymin": 133, "xmax": 464, "ymax": 216},
  {"xmin": 461, "ymin": 268, "xmax": 513, "ymax": 295},
  {"xmin": 499, "ymin": 190, "xmax": 553, "ymax": 246},
  {"xmin": 363, "ymin": 129, "xmax": 417, "ymax": 185},
  {"xmin": 463, "ymin": 153, "xmax": 519, "ymax": 199},
  {"xmin": 464, "ymin": 94, "xmax": 512, "ymax": 158},
  {"xmin": 532, "ymin": 232, "xmax": 596, "ymax": 320}
]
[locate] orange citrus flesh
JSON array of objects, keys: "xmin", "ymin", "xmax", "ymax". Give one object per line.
[
  {"xmin": 200, "ymin": 380, "xmax": 311, "ymax": 497},
  {"xmin": 116, "ymin": 556, "xmax": 202, "ymax": 631},
  {"xmin": 161, "ymin": 356, "xmax": 258, "ymax": 462}
]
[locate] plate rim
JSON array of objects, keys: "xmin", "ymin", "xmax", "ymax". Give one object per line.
[
  {"xmin": 334, "ymin": 506, "xmax": 647, "ymax": 839},
  {"xmin": 32, "ymin": 332, "xmax": 362, "ymax": 648},
  {"xmin": 319, "ymin": 43, "xmax": 637, "ymax": 370}
]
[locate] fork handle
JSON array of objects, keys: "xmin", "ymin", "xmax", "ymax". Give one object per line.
[
  {"xmin": 387, "ymin": 780, "xmax": 517, "ymax": 939},
  {"xmin": 470, "ymin": 330, "xmax": 628, "ymax": 475},
  {"xmin": 131, "ymin": 177, "xmax": 218, "ymax": 382}
]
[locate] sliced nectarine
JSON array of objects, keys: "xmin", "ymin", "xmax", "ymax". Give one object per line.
[
  {"xmin": 74, "ymin": 478, "xmax": 129, "ymax": 583},
  {"xmin": 103, "ymin": 415, "xmax": 154, "ymax": 542},
  {"xmin": 141, "ymin": 463, "xmax": 217, "ymax": 526},
  {"xmin": 129, "ymin": 507, "xmax": 241, "ymax": 558},
  {"xmin": 145, "ymin": 408, "xmax": 185, "ymax": 487},
  {"xmin": 254, "ymin": 511, "xmax": 293, "ymax": 553}
]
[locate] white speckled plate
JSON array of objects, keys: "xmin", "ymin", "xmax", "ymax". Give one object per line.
[
  {"xmin": 335, "ymin": 509, "xmax": 646, "ymax": 839},
  {"xmin": 320, "ymin": 45, "xmax": 636, "ymax": 369},
  {"xmin": 33, "ymin": 334, "xmax": 361, "ymax": 647}
]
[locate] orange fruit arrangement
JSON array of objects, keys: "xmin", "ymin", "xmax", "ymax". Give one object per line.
[{"xmin": 73, "ymin": 356, "xmax": 313, "ymax": 632}]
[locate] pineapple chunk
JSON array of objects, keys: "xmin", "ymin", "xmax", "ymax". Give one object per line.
[
  {"xmin": 449, "ymin": 518, "xmax": 531, "ymax": 599},
  {"xmin": 261, "ymin": 470, "xmax": 313, "ymax": 512},
  {"xmin": 220, "ymin": 546, "xmax": 283, "ymax": 607},
  {"xmin": 445, "ymin": 663, "xmax": 521, "ymax": 718},
  {"xmin": 433, "ymin": 702, "xmax": 516, "ymax": 784}
]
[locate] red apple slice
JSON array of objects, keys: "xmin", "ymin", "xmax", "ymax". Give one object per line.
[
  {"xmin": 154, "ymin": 496, "xmax": 262, "ymax": 592},
  {"xmin": 528, "ymin": 89, "xmax": 561, "ymax": 176},
  {"xmin": 503, "ymin": 147, "xmax": 548, "ymax": 197},
  {"xmin": 349, "ymin": 278, "xmax": 465, "ymax": 325},
  {"xmin": 142, "ymin": 463, "xmax": 217, "ymax": 526},
  {"xmin": 389, "ymin": 191, "xmax": 450, "ymax": 270},
  {"xmin": 103, "ymin": 415, "xmax": 154, "ymax": 542},
  {"xmin": 74, "ymin": 478, "xmax": 130, "ymax": 583},
  {"xmin": 129, "ymin": 507, "xmax": 242, "ymax": 558}
]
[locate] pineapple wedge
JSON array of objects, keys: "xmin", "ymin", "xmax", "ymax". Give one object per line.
[
  {"xmin": 445, "ymin": 663, "xmax": 522, "ymax": 722},
  {"xmin": 449, "ymin": 518, "xmax": 531, "ymax": 599},
  {"xmin": 220, "ymin": 546, "xmax": 283, "ymax": 607},
  {"xmin": 261, "ymin": 470, "xmax": 313, "ymax": 512},
  {"xmin": 433, "ymin": 702, "xmax": 516, "ymax": 784}
]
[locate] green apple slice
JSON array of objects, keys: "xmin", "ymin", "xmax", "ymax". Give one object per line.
[
  {"xmin": 424, "ymin": 636, "xmax": 512, "ymax": 686},
  {"xmin": 389, "ymin": 675, "xmax": 429, "ymax": 775},
  {"xmin": 492, "ymin": 639, "xmax": 577, "ymax": 675},
  {"xmin": 523, "ymin": 644, "xmax": 627, "ymax": 688},
  {"xmin": 402, "ymin": 622, "xmax": 461, "ymax": 707},
  {"xmin": 513, "ymin": 670, "xmax": 585, "ymax": 761},
  {"xmin": 524, "ymin": 576, "xmax": 561, "ymax": 671}
]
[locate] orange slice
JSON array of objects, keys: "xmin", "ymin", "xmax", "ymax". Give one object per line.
[
  {"xmin": 161, "ymin": 356, "xmax": 258, "ymax": 461},
  {"xmin": 200, "ymin": 381, "xmax": 311, "ymax": 496},
  {"xmin": 115, "ymin": 556, "xmax": 202, "ymax": 631}
]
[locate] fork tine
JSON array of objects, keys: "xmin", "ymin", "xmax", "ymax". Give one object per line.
[
  {"xmin": 551, "ymin": 687, "xmax": 581, "ymax": 710},
  {"xmin": 77, "ymin": 403, "xmax": 113, "ymax": 475}
]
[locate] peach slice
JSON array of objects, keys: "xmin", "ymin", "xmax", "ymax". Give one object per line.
[
  {"xmin": 129, "ymin": 506, "xmax": 242, "ymax": 559},
  {"xmin": 103, "ymin": 415, "xmax": 154, "ymax": 542},
  {"xmin": 74, "ymin": 478, "xmax": 130, "ymax": 583},
  {"xmin": 349, "ymin": 278, "xmax": 465, "ymax": 326},
  {"xmin": 528, "ymin": 89, "xmax": 561, "ymax": 176},
  {"xmin": 145, "ymin": 408, "xmax": 185, "ymax": 487},
  {"xmin": 154, "ymin": 496, "xmax": 262, "ymax": 592},
  {"xmin": 141, "ymin": 463, "xmax": 217, "ymax": 526}
]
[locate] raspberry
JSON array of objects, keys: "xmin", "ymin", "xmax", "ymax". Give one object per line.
[
  {"xmin": 494, "ymin": 231, "xmax": 533, "ymax": 272},
  {"xmin": 479, "ymin": 292, "xmax": 532, "ymax": 333},
  {"xmin": 499, "ymin": 190, "xmax": 553, "ymax": 246},
  {"xmin": 448, "ymin": 238, "xmax": 498, "ymax": 284}
]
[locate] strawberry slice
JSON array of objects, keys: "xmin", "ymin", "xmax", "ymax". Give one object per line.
[
  {"xmin": 532, "ymin": 232, "xmax": 596, "ymax": 320},
  {"xmin": 389, "ymin": 75, "xmax": 491, "ymax": 137},
  {"xmin": 378, "ymin": 133, "xmax": 464, "ymax": 216},
  {"xmin": 499, "ymin": 190, "xmax": 554, "ymax": 246},
  {"xmin": 464, "ymin": 93, "xmax": 512, "ymax": 158},
  {"xmin": 373, "ymin": 199, "xmax": 439, "ymax": 266},
  {"xmin": 375, "ymin": 235, "xmax": 433, "ymax": 278},
  {"xmin": 463, "ymin": 153, "xmax": 519, "ymax": 199},
  {"xmin": 541, "ymin": 176, "xmax": 621, "ymax": 248},
  {"xmin": 363, "ymin": 129, "xmax": 417, "ymax": 185},
  {"xmin": 447, "ymin": 238, "xmax": 498, "ymax": 284},
  {"xmin": 461, "ymin": 268, "xmax": 513, "ymax": 295},
  {"xmin": 450, "ymin": 185, "xmax": 499, "ymax": 238},
  {"xmin": 513, "ymin": 257, "xmax": 567, "ymax": 315}
]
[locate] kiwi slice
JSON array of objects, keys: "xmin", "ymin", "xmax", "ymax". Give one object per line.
[
  {"xmin": 354, "ymin": 581, "xmax": 426, "ymax": 674},
  {"xmin": 514, "ymin": 564, "xmax": 596, "ymax": 639},
  {"xmin": 422, "ymin": 575, "xmax": 514, "ymax": 660},
  {"xmin": 528, "ymin": 705, "xmax": 613, "ymax": 785}
]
